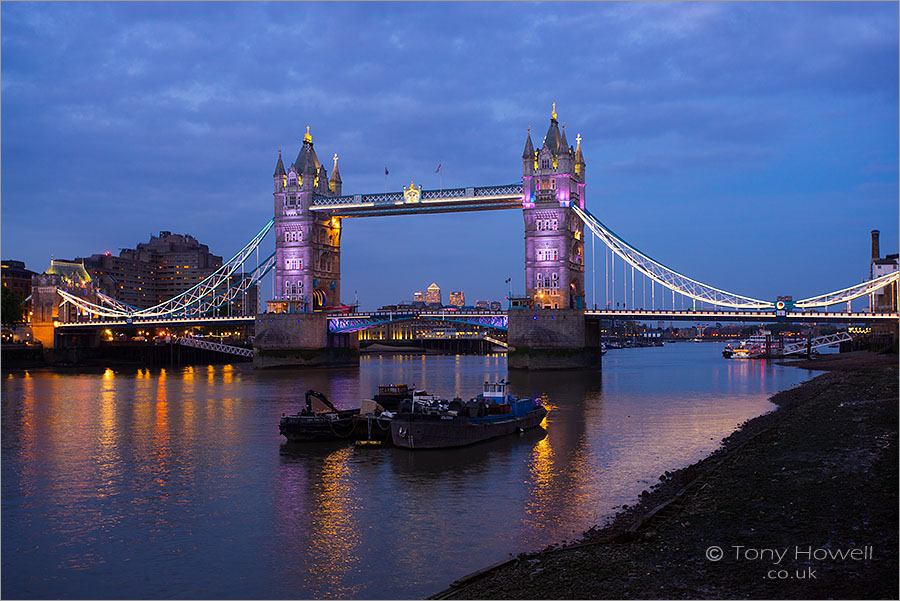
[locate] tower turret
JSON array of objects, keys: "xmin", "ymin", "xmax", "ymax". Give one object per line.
[
  {"xmin": 522, "ymin": 127, "xmax": 535, "ymax": 175},
  {"xmin": 574, "ymin": 132, "xmax": 585, "ymax": 181},
  {"xmin": 330, "ymin": 153, "xmax": 342, "ymax": 195},
  {"xmin": 273, "ymin": 150, "xmax": 286, "ymax": 192}
]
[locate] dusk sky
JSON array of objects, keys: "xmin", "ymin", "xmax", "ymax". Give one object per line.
[{"xmin": 2, "ymin": 2, "xmax": 897, "ymax": 311}]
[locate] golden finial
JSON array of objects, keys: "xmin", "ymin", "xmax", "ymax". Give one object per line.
[
  {"xmin": 333, "ymin": 153, "xmax": 338, "ymax": 165},
  {"xmin": 576, "ymin": 133, "xmax": 582, "ymax": 148},
  {"xmin": 304, "ymin": 126, "xmax": 312, "ymax": 143},
  {"xmin": 552, "ymin": 102, "xmax": 557, "ymax": 120},
  {"xmin": 409, "ymin": 179, "xmax": 415, "ymax": 188},
  {"xmin": 527, "ymin": 125, "xmax": 531, "ymax": 135}
]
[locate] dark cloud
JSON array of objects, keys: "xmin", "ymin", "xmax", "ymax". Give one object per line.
[{"xmin": 2, "ymin": 1, "xmax": 897, "ymax": 308}]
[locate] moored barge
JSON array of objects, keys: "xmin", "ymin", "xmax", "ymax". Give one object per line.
[{"xmin": 391, "ymin": 380, "xmax": 548, "ymax": 449}]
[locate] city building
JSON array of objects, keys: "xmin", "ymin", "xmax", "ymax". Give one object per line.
[
  {"xmin": 449, "ymin": 291, "xmax": 464, "ymax": 308},
  {"xmin": 77, "ymin": 232, "xmax": 257, "ymax": 314},
  {"xmin": 490, "ymin": 301, "xmax": 502, "ymax": 311},
  {"xmin": 1, "ymin": 260, "xmax": 37, "ymax": 299},
  {"xmin": 475, "ymin": 300, "xmax": 490, "ymax": 309},
  {"xmin": 425, "ymin": 282, "xmax": 441, "ymax": 305},
  {"xmin": 413, "ymin": 291, "xmax": 426, "ymax": 303},
  {"xmin": 870, "ymin": 230, "xmax": 898, "ymax": 312}
]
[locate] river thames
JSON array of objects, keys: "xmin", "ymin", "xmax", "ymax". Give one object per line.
[{"xmin": 2, "ymin": 344, "xmax": 815, "ymax": 599}]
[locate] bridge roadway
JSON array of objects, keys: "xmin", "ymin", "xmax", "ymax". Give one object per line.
[
  {"xmin": 54, "ymin": 308, "xmax": 897, "ymax": 333},
  {"xmin": 584, "ymin": 309, "xmax": 900, "ymax": 323}
]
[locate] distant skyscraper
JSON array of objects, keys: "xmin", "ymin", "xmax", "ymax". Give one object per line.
[
  {"xmin": 475, "ymin": 300, "xmax": 490, "ymax": 309},
  {"xmin": 449, "ymin": 291, "xmax": 464, "ymax": 308},
  {"xmin": 413, "ymin": 291, "xmax": 426, "ymax": 302},
  {"xmin": 425, "ymin": 282, "xmax": 441, "ymax": 305},
  {"xmin": 490, "ymin": 301, "xmax": 502, "ymax": 311}
]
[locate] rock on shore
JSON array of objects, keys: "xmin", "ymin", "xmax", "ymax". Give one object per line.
[{"xmin": 437, "ymin": 351, "xmax": 898, "ymax": 600}]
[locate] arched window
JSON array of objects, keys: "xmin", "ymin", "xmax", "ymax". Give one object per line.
[
  {"xmin": 536, "ymin": 273, "xmax": 544, "ymax": 288},
  {"xmin": 551, "ymin": 273, "xmax": 559, "ymax": 289}
]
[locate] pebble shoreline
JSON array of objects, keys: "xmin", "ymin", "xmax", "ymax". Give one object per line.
[{"xmin": 433, "ymin": 351, "xmax": 898, "ymax": 600}]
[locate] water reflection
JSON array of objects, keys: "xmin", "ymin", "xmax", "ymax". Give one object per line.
[{"xmin": 2, "ymin": 346, "xmax": 814, "ymax": 599}]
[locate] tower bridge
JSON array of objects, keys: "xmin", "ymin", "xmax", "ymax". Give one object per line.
[{"xmin": 36, "ymin": 107, "xmax": 899, "ymax": 368}]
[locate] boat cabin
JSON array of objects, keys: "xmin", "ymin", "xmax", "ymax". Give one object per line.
[
  {"xmin": 377, "ymin": 384, "xmax": 410, "ymax": 396},
  {"xmin": 481, "ymin": 380, "xmax": 510, "ymax": 403}
]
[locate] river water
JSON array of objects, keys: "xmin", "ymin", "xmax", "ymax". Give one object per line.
[{"xmin": 2, "ymin": 344, "xmax": 815, "ymax": 599}]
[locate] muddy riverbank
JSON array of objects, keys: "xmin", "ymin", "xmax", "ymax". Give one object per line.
[{"xmin": 436, "ymin": 351, "xmax": 898, "ymax": 599}]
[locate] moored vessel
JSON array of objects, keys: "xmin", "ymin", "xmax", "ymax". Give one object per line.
[
  {"xmin": 279, "ymin": 390, "xmax": 392, "ymax": 443},
  {"xmin": 391, "ymin": 380, "xmax": 548, "ymax": 449},
  {"xmin": 373, "ymin": 384, "xmax": 414, "ymax": 411}
]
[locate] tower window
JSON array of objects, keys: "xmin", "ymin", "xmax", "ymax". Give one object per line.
[{"xmin": 542, "ymin": 159, "xmax": 550, "ymax": 169}]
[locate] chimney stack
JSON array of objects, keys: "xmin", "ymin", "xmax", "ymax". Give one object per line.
[{"xmin": 871, "ymin": 230, "xmax": 880, "ymax": 261}]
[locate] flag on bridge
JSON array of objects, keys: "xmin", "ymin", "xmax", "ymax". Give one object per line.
[
  {"xmin": 384, "ymin": 166, "xmax": 389, "ymax": 176},
  {"xmin": 435, "ymin": 163, "xmax": 442, "ymax": 173}
]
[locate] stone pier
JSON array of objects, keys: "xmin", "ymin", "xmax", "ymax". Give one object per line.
[
  {"xmin": 252, "ymin": 312, "xmax": 358, "ymax": 368},
  {"xmin": 507, "ymin": 308, "xmax": 602, "ymax": 370}
]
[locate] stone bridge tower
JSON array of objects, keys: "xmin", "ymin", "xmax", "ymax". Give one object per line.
[
  {"xmin": 508, "ymin": 106, "xmax": 600, "ymax": 370},
  {"xmin": 256, "ymin": 128, "xmax": 357, "ymax": 369},
  {"xmin": 271, "ymin": 127, "xmax": 343, "ymax": 312},
  {"xmin": 521, "ymin": 105, "xmax": 586, "ymax": 309}
]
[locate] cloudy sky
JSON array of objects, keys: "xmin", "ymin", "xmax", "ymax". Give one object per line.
[{"xmin": 2, "ymin": 2, "xmax": 897, "ymax": 311}]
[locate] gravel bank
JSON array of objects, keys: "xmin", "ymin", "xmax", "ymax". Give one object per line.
[{"xmin": 435, "ymin": 351, "xmax": 898, "ymax": 599}]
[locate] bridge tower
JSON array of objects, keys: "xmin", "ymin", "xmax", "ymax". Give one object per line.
[
  {"xmin": 271, "ymin": 127, "xmax": 343, "ymax": 312},
  {"xmin": 522, "ymin": 105, "xmax": 585, "ymax": 309},
  {"xmin": 254, "ymin": 128, "xmax": 357, "ymax": 368},
  {"xmin": 509, "ymin": 106, "xmax": 600, "ymax": 369}
]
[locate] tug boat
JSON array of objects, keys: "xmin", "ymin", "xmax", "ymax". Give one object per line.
[
  {"xmin": 390, "ymin": 380, "xmax": 548, "ymax": 449},
  {"xmin": 279, "ymin": 390, "xmax": 392, "ymax": 443}
]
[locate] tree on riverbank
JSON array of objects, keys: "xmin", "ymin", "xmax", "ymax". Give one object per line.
[{"xmin": 1, "ymin": 284, "xmax": 26, "ymax": 325}]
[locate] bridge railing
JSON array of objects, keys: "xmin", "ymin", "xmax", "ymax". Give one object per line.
[{"xmin": 311, "ymin": 183, "xmax": 523, "ymax": 209}]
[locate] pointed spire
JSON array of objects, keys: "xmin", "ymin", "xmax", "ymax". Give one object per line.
[
  {"xmin": 559, "ymin": 122, "xmax": 569, "ymax": 153},
  {"xmin": 330, "ymin": 153, "xmax": 342, "ymax": 184},
  {"xmin": 294, "ymin": 126, "xmax": 321, "ymax": 176},
  {"xmin": 522, "ymin": 125, "xmax": 534, "ymax": 159},
  {"xmin": 542, "ymin": 112, "xmax": 562, "ymax": 156},
  {"xmin": 575, "ymin": 133, "xmax": 585, "ymax": 164},
  {"xmin": 273, "ymin": 149, "xmax": 286, "ymax": 177}
]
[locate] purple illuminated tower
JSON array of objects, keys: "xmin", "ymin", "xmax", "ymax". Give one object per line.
[
  {"xmin": 271, "ymin": 127, "xmax": 343, "ymax": 311},
  {"xmin": 522, "ymin": 105, "xmax": 586, "ymax": 309}
]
